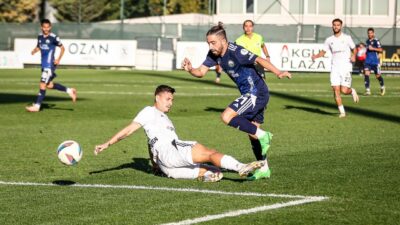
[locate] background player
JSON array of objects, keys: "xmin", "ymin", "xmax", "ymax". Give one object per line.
[
  {"xmin": 94, "ymin": 85, "xmax": 264, "ymax": 182},
  {"xmin": 25, "ymin": 19, "xmax": 76, "ymax": 112},
  {"xmin": 235, "ymin": 20, "xmax": 271, "ymax": 79},
  {"xmin": 312, "ymin": 18, "xmax": 359, "ymax": 118},
  {"xmin": 364, "ymin": 28, "xmax": 385, "ymax": 96},
  {"xmin": 181, "ymin": 22, "xmax": 291, "ymax": 180}
]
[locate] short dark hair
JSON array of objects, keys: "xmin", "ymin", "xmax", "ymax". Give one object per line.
[
  {"xmin": 243, "ymin": 19, "xmax": 254, "ymax": 28},
  {"xmin": 368, "ymin": 27, "xmax": 375, "ymax": 33},
  {"xmin": 41, "ymin": 19, "xmax": 51, "ymax": 25},
  {"xmin": 206, "ymin": 21, "xmax": 227, "ymax": 40},
  {"xmin": 332, "ymin": 18, "xmax": 343, "ymax": 25},
  {"xmin": 155, "ymin": 85, "xmax": 175, "ymax": 96}
]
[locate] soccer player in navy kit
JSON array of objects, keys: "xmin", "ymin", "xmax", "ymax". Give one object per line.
[
  {"xmin": 364, "ymin": 28, "xmax": 385, "ymax": 96},
  {"xmin": 25, "ymin": 19, "xmax": 77, "ymax": 112},
  {"xmin": 181, "ymin": 22, "xmax": 291, "ymax": 180}
]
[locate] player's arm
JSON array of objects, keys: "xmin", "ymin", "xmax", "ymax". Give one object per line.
[
  {"xmin": 261, "ymin": 43, "xmax": 271, "ymax": 62},
  {"xmin": 351, "ymin": 48, "xmax": 357, "ymax": 62},
  {"xmin": 181, "ymin": 57, "xmax": 209, "ymax": 78},
  {"xmin": 54, "ymin": 45, "xmax": 65, "ymax": 65},
  {"xmin": 368, "ymin": 44, "xmax": 383, "ymax": 53},
  {"xmin": 311, "ymin": 50, "xmax": 326, "ymax": 61},
  {"xmin": 255, "ymin": 57, "xmax": 291, "ymax": 79},
  {"xmin": 94, "ymin": 122, "xmax": 142, "ymax": 155},
  {"xmin": 31, "ymin": 47, "xmax": 40, "ymax": 55}
]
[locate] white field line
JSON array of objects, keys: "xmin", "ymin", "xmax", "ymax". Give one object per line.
[
  {"xmin": 0, "ymin": 180, "xmax": 326, "ymax": 199},
  {"xmin": 0, "ymin": 180, "xmax": 328, "ymax": 224},
  {"xmin": 160, "ymin": 197, "xmax": 327, "ymax": 225}
]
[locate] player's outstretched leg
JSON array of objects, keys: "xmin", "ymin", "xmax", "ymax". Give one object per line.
[
  {"xmin": 52, "ymin": 83, "xmax": 77, "ymax": 102},
  {"xmin": 376, "ymin": 74, "xmax": 385, "ymax": 96}
]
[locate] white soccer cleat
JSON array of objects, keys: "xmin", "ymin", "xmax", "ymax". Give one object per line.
[
  {"xmin": 25, "ymin": 104, "xmax": 40, "ymax": 112},
  {"xmin": 351, "ymin": 88, "xmax": 359, "ymax": 103},
  {"xmin": 68, "ymin": 88, "xmax": 77, "ymax": 102},
  {"xmin": 198, "ymin": 171, "xmax": 223, "ymax": 182},
  {"xmin": 238, "ymin": 160, "xmax": 265, "ymax": 177},
  {"xmin": 339, "ymin": 113, "xmax": 346, "ymax": 118}
]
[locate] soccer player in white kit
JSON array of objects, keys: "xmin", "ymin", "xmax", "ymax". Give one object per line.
[
  {"xmin": 94, "ymin": 85, "xmax": 264, "ymax": 182},
  {"xmin": 312, "ymin": 18, "xmax": 359, "ymax": 118}
]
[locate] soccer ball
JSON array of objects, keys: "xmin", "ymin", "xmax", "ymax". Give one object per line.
[{"xmin": 57, "ymin": 140, "xmax": 82, "ymax": 165}]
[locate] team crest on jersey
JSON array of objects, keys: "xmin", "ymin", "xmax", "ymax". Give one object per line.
[
  {"xmin": 240, "ymin": 49, "xmax": 249, "ymax": 55},
  {"xmin": 46, "ymin": 39, "xmax": 50, "ymax": 44},
  {"xmin": 228, "ymin": 60, "xmax": 235, "ymax": 67}
]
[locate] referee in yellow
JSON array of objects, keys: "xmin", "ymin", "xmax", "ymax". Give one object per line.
[{"xmin": 236, "ymin": 20, "xmax": 270, "ymax": 79}]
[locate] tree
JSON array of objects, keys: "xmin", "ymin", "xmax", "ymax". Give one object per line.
[
  {"xmin": 0, "ymin": 0, "xmax": 39, "ymax": 23},
  {"xmin": 49, "ymin": 0, "xmax": 113, "ymax": 22}
]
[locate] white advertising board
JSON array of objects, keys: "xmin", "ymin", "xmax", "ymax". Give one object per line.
[
  {"xmin": 0, "ymin": 51, "xmax": 23, "ymax": 69},
  {"xmin": 176, "ymin": 41, "xmax": 333, "ymax": 72},
  {"xmin": 267, "ymin": 43, "xmax": 331, "ymax": 72},
  {"xmin": 176, "ymin": 41, "xmax": 210, "ymax": 69},
  {"xmin": 14, "ymin": 38, "xmax": 137, "ymax": 67}
]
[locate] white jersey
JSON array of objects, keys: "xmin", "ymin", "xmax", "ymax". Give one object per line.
[
  {"xmin": 323, "ymin": 33, "xmax": 355, "ymax": 70},
  {"xmin": 133, "ymin": 106, "xmax": 178, "ymax": 148}
]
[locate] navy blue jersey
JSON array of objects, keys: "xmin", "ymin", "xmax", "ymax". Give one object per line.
[
  {"xmin": 203, "ymin": 42, "xmax": 266, "ymax": 95},
  {"xmin": 365, "ymin": 38, "xmax": 381, "ymax": 65},
  {"xmin": 36, "ymin": 32, "xmax": 62, "ymax": 69}
]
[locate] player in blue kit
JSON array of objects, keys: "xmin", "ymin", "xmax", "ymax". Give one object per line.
[
  {"xmin": 26, "ymin": 19, "xmax": 77, "ymax": 112},
  {"xmin": 181, "ymin": 22, "xmax": 291, "ymax": 180},
  {"xmin": 364, "ymin": 28, "xmax": 385, "ymax": 96}
]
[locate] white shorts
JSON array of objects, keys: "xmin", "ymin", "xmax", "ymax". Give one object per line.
[
  {"xmin": 330, "ymin": 67, "xmax": 352, "ymax": 88},
  {"xmin": 155, "ymin": 140, "xmax": 200, "ymax": 179}
]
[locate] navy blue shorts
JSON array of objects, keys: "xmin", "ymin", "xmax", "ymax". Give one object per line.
[
  {"xmin": 364, "ymin": 64, "xmax": 381, "ymax": 75},
  {"xmin": 40, "ymin": 68, "xmax": 57, "ymax": 84},
  {"xmin": 228, "ymin": 91, "xmax": 269, "ymax": 124}
]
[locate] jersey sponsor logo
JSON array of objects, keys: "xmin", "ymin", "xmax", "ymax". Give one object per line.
[
  {"xmin": 228, "ymin": 60, "xmax": 235, "ymax": 67},
  {"xmin": 240, "ymin": 49, "xmax": 249, "ymax": 55}
]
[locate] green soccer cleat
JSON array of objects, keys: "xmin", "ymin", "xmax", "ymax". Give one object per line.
[
  {"xmin": 247, "ymin": 168, "xmax": 271, "ymax": 181},
  {"xmin": 259, "ymin": 132, "xmax": 273, "ymax": 158}
]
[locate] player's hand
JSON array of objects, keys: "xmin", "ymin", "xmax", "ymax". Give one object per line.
[
  {"xmin": 368, "ymin": 45, "xmax": 374, "ymax": 51},
  {"xmin": 54, "ymin": 59, "xmax": 60, "ymax": 65},
  {"xmin": 94, "ymin": 143, "xmax": 109, "ymax": 155},
  {"xmin": 278, "ymin": 71, "xmax": 291, "ymax": 79},
  {"xmin": 181, "ymin": 58, "xmax": 193, "ymax": 72},
  {"xmin": 351, "ymin": 55, "xmax": 356, "ymax": 63}
]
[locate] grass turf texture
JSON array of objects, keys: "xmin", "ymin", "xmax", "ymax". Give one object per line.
[{"xmin": 0, "ymin": 69, "xmax": 399, "ymax": 224}]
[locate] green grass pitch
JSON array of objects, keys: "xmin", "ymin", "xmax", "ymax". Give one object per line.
[{"xmin": 0, "ymin": 68, "xmax": 399, "ymax": 224}]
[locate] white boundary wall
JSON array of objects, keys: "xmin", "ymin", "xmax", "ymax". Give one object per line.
[{"xmin": 0, "ymin": 51, "xmax": 23, "ymax": 69}]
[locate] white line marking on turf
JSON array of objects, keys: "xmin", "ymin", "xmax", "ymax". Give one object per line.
[
  {"xmin": 0, "ymin": 181, "xmax": 326, "ymax": 199},
  {"xmin": 0, "ymin": 181, "xmax": 328, "ymax": 224},
  {"xmin": 160, "ymin": 197, "xmax": 327, "ymax": 225}
]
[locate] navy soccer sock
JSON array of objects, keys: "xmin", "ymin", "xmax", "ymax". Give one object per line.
[
  {"xmin": 228, "ymin": 116, "xmax": 257, "ymax": 135},
  {"xmin": 250, "ymin": 139, "xmax": 263, "ymax": 160},
  {"xmin": 377, "ymin": 76, "xmax": 384, "ymax": 87},
  {"xmin": 35, "ymin": 89, "xmax": 46, "ymax": 105},
  {"xmin": 364, "ymin": 75, "xmax": 370, "ymax": 89},
  {"xmin": 53, "ymin": 83, "xmax": 68, "ymax": 92}
]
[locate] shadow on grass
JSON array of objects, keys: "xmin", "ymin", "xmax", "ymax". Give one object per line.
[
  {"xmin": 0, "ymin": 93, "xmax": 87, "ymax": 104},
  {"xmin": 52, "ymin": 180, "xmax": 76, "ymax": 186},
  {"xmin": 144, "ymin": 72, "xmax": 400, "ymax": 123},
  {"xmin": 284, "ymin": 105, "xmax": 336, "ymax": 116},
  {"xmin": 204, "ymin": 107, "xmax": 225, "ymax": 113},
  {"xmin": 89, "ymin": 157, "xmax": 153, "ymax": 175}
]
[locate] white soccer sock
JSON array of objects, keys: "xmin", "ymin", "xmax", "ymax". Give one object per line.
[
  {"xmin": 220, "ymin": 155, "xmax": 244, "ymax": 172},
  {"xmin": 338, "ymin": 105, "xmax": 345, "ymax": 114},
  {"xmin": 255, "ymin": 128, "xmax": 266, "ymax": 139}
]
